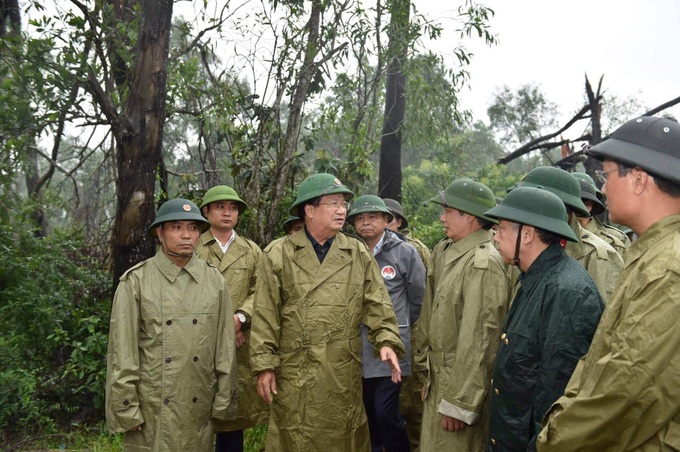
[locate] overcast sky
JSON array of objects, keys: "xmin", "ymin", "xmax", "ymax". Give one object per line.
[{"xmin": 418, "ymin": 0, "xmax": 680, "ymax": 130}]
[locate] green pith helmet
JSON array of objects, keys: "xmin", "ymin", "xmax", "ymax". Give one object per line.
[
  {"xmin": 200, "ymin": 185, "xmax": 248, "ymax": 213},
  {"xmin": 572, "ymin": 171, "xmax": 604, "ymax": 201},
  {"xmin": 430, "ymin": 178, "xmax": 497, "ymax": 223},
  {"xmin": 347, "ymin": 195, "xmax": 393, "ymax": 226},
  {"xmin": 289, "ymin": 173, "xmax": 354, "ymax": 216},
  {"xmin": 485, "ymin": 187, "xmax": 578, "ymax": 242},
  {"xmin": 382, "ymin": 198, "xmax": 408, "ymax": 229},
  {"xmin": 577, "ymin": 178, "xmax": 606, "ymax": 216},
  {"xmin": 586, "ymin": 116, "xmax": 680, "ymax": 184},
  {"xmin": 283, "ymin": 215, "xmax": 302, "ymax": 234},
  {"xmin": 148, "ymin": 198, "xmax": 211, "ymax": 237},
  {"xmin": 518, "ymin": 166, "xmax": 590, "ymax": 217}
]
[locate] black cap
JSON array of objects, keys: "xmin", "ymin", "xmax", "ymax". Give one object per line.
[{"xmin": 587, "ymin": 116, "xmax": 680, "ymax": 184}]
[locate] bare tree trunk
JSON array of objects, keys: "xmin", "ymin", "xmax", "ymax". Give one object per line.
[
  {"xmin": 378, "ymin": 0, "xmax": 410, "ymax": 201},
  {"xmin": 107, "ymin": 0, "xmax": 174, "ymax": 284},
  {"xmin": 584, "ymin": 74, "xmax": 604, "ymax": 178}
]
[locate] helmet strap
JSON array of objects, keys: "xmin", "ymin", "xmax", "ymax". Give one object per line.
[{"xmin": 513, "ymin": 224, "xmax": 523, "ymax": 267}]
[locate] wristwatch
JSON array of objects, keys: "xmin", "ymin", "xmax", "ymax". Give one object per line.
[{"xmin": 236, "ymin": 311, "xmax": 247, "ymax": 324}]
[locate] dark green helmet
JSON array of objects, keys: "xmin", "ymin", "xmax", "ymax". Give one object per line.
[
  {"xmin": 572, "ymin": 172, "xmax": 603, "ymax": 201},
  {"xmin": 283, "ymin": 215, "xmax": 302, "ymax": 234},
  {"xmin": 347, "ymin": 195, "xmax": 393, "ymax": 226},
  {"xmin": 518, "ymin": 166, "xmax": 590, "ymax": 217},
  {"xmin": 290, "ymin": 173, "xmax": 354, "ymax": 216},
  {"xmin": 485, "ymin": 186, "xmax": 578, "ymax": 242},
  {"xmin": 430, "ymin": 178, "xmax": 497, "ymax": 223},
  {"xmin": 200, "ymin": 185, "xmax": 248, "ymax": 213},
  {"xmin": 586, "ymin": 116, "xmax": 680, "ymax": 184},
  {"xmin": 148, "ymin": 198, "xmax": 210, "ymax": 237},
  {"xmin": 382, "ymin": 198, "xmax": 408, "ymax": 229},
  {"xmin": 576, "ymin": 178, "xmax": 605, "ymax": 216}
]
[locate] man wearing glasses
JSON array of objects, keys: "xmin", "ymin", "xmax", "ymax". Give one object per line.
[
  {"xmin": 537, "ymin": 116, "xmax": 680, "ymax": 450},
  {"xmin": 249, "ymin": 173, "xmax": 405, "ymax": 452}
]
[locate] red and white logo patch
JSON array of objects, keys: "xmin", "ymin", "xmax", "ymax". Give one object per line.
[{"xmin": 381, "ymin": 265, "xmax": 396, "ymax": 280}]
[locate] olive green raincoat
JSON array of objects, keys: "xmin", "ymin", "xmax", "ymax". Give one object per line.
[
  {"xmin": 417, "ymin": 229, "xmax": 512, "ymax": 451},
  {"xmin": 538, "ymin": 214, "xmax": 680, "ymax": 451},
  {"xmin": 106, "ymin": 251, "xmax": 237, "ymax": 451},
  {"xmin": 250, "ymin": 230, "xmax": 405, "ymax": 452},
  {"xmin": 196, "ymin": 231, "xmax": 269, "ymax": 431},
  {"xmin": 566, "ymin": 216, "xmax": 623, "ymax": 302},
  {"xmin": 583, "ymin": 216, "xmax": 630, "ymax": 258}
]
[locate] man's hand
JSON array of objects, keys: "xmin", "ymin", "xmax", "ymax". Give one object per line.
[
  {"xmin": 235, "ymin": 331, "xmax": 246, "ymax": 348},
  {"xmin": 441, "ymin": 415, "xmax": 466, "ymax": 432},
  {"xmin": 380, "ymin": 346, "xmax": 402, "ymax": 383},
  {"xmin": 129, "ymin": 424, "xmax": 143, "ymax": 432},
  {"xmin": 257, "ymin": 370, "xmax": 277, "ymax": 404},
  {"xmin": 233, "ymin": 314, "xmax": 242, "ymax": 333}
]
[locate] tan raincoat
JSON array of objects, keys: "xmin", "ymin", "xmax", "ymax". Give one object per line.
[
  {"xmin": 566, "ymin": 216, "xmax": 623, "ymax": 302},
  {"xmin": 106, "ymin": 251, "xmax": 237, "ymax": 451},
  {"xmin": 417, "ymin": 229, "xmax": 512, "ymax": 451},
  {"xmin": 538, "ymin": 214, "xmax": 680, "ymax": 451},
  {"xmin": 196, "ymin": 231, "xmax": 269, "ymax": 431},
  {"xmin": 584, "ymin": 216, "xmax": 630, "ymax": 258},
  {"xmin": 250, "ymin": 230, "xmax": 405, "ymax": 452}
]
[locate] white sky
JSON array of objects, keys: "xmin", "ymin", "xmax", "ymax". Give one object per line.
[{"xmin": 418, "ymin": 0, "xmax": 680, "ymax": 129}]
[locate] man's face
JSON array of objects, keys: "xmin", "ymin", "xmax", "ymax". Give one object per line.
[
  {"xmin": 354, "ymin": 212, "xmax": 389, "ymax": 242},
  {"xmin": 206, "ymin": 200, "xmax": 239, "ymax": 232},
  {"xmin": 600, "ymin": 160, "xmax": 630, "ymax": 225},
  {"xmin": 493, "ymin": 219, "xmax": 519, "ymax": 265},
  {"xmin": 158, "ymin": 220, "xmax": 201, "ymax": 255},
  {"xmin": 308, "ymin": 194, "xmax": 348, "ymax": 233},
  {"xmin": 287, "ymin": 220, "xmax": 304, "ymax": 235},
  {"xmin": 385, "ymin": 214, "xmax": 403, "ymax": 232},
  {"xmin": 440, "ymin": 206, "xmax": 468, "ymax": 241}
]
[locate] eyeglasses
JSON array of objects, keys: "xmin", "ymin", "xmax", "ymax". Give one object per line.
[
  {"xmin": 594, "ymin": 168, "xmax": 618, "ymax": 184},
  {"xmin": 318, "ymin": 200, "xmax": 351, "ymax": 210}
]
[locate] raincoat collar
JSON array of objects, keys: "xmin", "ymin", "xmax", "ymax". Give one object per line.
[
  {"xmin": 152, "ymin": 249, "xmax": 202, "ymax": 283},
  {"xmin": 567, "ymin": 215, "xmax": 587, "ymax": 258},
  {"xmin": 624, "ymin": 214, "xmax": 680, "ymax": 268},
  {"xmin": 444, "ymin": 228, "xmax": 491, "ymax": 266}
]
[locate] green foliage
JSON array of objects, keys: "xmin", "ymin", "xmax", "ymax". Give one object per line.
[{"xmin": 0, "ymin": 215, "xmax": 111, "ymax": 438}]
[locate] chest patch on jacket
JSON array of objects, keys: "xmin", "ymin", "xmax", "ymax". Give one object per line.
[{"xmin": 381, "ymin": 265, "xmax": 396, "ymax": 280}]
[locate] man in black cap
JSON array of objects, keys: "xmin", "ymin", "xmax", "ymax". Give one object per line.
[{"xmin": 538, "ymin": 116, "xmax": 680, "ymax": 450}]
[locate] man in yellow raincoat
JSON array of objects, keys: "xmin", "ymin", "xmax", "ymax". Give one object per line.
[
  {"xmin": 106, "ymin": 198, "xmax": 237, "ymax": 451},
  {"xmin": 250, "ymin": 173, "xmax": 405, "ymax": 452},
  {"xmin": 196, "ymin": 186, "xmax": 268, "ymax": 451},
  {"xmin": 538, "ymin": 116, "xmax": 680, "ymax": 450}
]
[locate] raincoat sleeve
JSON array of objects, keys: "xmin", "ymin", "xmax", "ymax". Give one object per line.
[
  {"xmin": 250, "ymin": 248, "xmax": 283, "ymax": 373},
  {"xmin": 412, "ymin": 259, "xmax": 436, "ymax": 375},
  {"xmin": 106, "ymin": 273, "xmax": 145, "ymax": 433},
  {"xmin": 529, "ymin": 284, "xmax": 603, "ymax": 448},
  {"xmin": 585, "ymin": 241, "xmax": 623, "ymax": 302},
  {"xmin": 537, "ymin": 271, "xmax": 680, "ymax": 451},
  {"xmin": 405, "ymin": 246, "xmax": 426, "ymax": 327},
  {"xmin": 438, "ymin": 255, "xmax": 510, "ymax": 425},
  {"xmin": 238, "ymin": 244, "xmax": 262, "ymax": 327},
  {"xmin": 212, "ymin": 279, "xmax": 238, "ymax": 421},
  {"xmin": 362, "ymin": 255, "xmax": 406, "ymax": 359}
]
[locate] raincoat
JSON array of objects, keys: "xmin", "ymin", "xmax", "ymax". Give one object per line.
[
  {"xmin": 196, "ymin": 230, "xmax": 269, "ymax": 431},
  {"xmin": 250, "ymin": 229, "xmax": 405, "ymax": 452},
  {"xmin": 417, "ymin": 229, "xmax": 511, "ymax": 451},
  {"xmin": 566, "ymin": 216, "xmax": 623, "ymax": 302},
  {"xmin": 537, "ymin": 214, "xmax": 680, "ymax": 451},
  {"xmin": 583, "ymin": 216, "xmax": 630, "ymax": 258},
  {"xmin": 489, "ymin": 243, "xmax": 604, "ymax": 451},
  {"xmin": 106, "ymin": 251, "xmax": 237, "ymax": 451}
]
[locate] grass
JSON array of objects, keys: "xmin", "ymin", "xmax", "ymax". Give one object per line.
[{"xmin": 6, "ymin": 423, "xmax": 267, "ymax": 451}]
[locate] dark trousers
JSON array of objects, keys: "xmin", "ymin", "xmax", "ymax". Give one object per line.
[
  {"xmin": 362, "ymin": 376, "xmax": 411, "ymax": 452},
  {"xmin": 215, "ymin": 430, "xmax": 244, "ymax": 452}
]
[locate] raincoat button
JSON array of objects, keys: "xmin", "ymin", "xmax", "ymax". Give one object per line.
[
  {"xmin": 163, "ymin": 398, "xmax": 169, "ymax": 405},
  {"xmin": 494, "ymin": 387, "xmax": 499, "ymax": 395},
  {"xmin": 501, "ymin": 333, "xmax": 507, "ymax": 340},
  {"xmin": 491, "ymin": 438, "xmax": 497, "ymax": 445},
  {"xmin": 193, "ymin": 356, "xmax": 198, "ymax": 362},
  {"xmin": 166, "ymin": 320, "xmax": 172, "ymax": 326},
  {"xmin": 192, "ymin": 397, "xmax": 198, "ymax": 403},
  {"xmin": 123, "ymin": 400, "xmax": 129, "ymax": 406},
  {"xmin": 193, "ymin": 319, "xmax": 198, "ymax": 324},
  {"xmin": 504, "ymin": 338, "xmax": 509, "ymax": 345},
  {"xmin": 165, "ymin": 358, "xmax": 171, "ymax": 363}
]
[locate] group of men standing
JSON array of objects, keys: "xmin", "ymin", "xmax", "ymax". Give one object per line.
[{"xmin": 106, "ymin": 115, "xmax": 680, "ymax": 451}]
